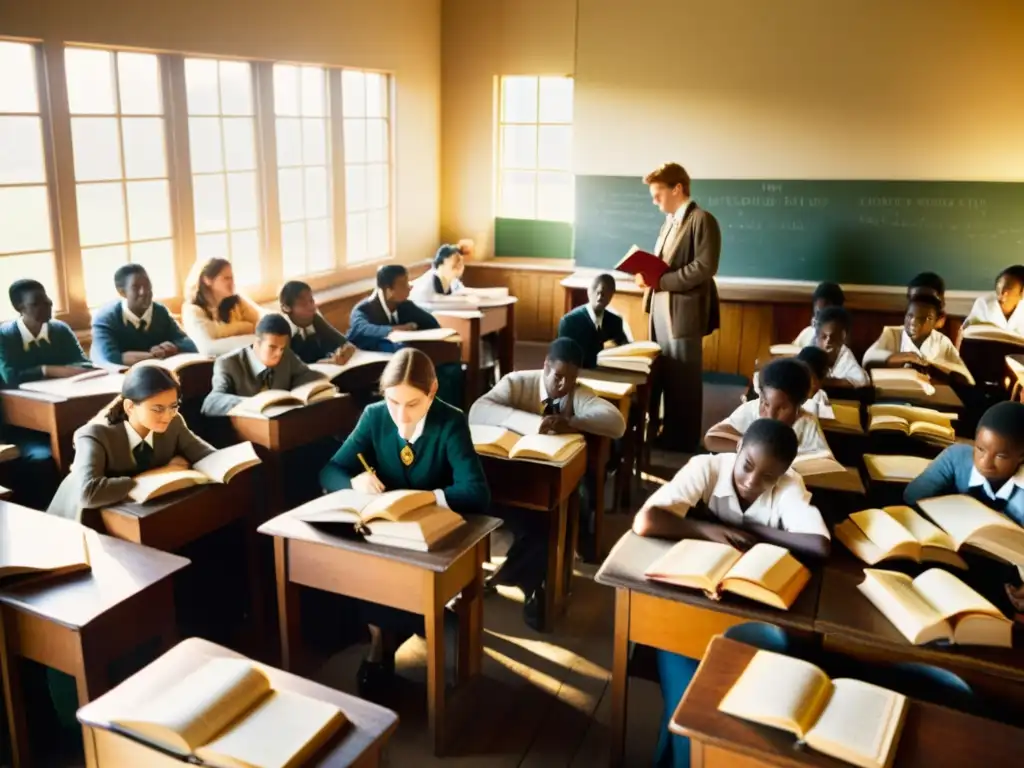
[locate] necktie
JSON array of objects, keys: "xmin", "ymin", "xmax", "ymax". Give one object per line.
[
  {"xmin": 259, "ymin": 368, "xmax": 274, "ymax": 392},
  {"xmin": 391, "ymin": 311, "xmax": 399, "ymax": 324},
  {"xmin": 138, "ymin": 319, "xmax": 147, "ymax": 333},
  {"xmin": 542, "ymin": 397, "xmax": 560, "ymax": 416},
  {"xmin": 133, "ymin": 441, "xmax": 154, "ymax": 473}
]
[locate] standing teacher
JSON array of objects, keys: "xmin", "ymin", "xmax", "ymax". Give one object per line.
[{"xmin": 636, "ymin": 162, "xmax": 721, "ymax": 452}]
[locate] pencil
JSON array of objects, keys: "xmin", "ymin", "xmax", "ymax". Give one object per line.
[{"xmin": 357, "ymin": 452, "xmax": 376, "ymax": 475}]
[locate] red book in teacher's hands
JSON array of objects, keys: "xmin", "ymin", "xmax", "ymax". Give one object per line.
[{"xmin": 615, "ymin": 246, "xmax": 668, "ymax": 287}]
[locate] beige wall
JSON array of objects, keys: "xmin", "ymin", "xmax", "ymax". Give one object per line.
[{"xmin": 1, "ymin": 0, "xmax": 442, "ymax": 269}]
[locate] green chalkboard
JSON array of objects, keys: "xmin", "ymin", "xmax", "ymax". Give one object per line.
[
  {"xmin": 573, "ymin": 176, "xmax": 1024, "ymax": 290},
  {"xmin": 494, "ymin": 217, "xmax": 573, "ymax": 259}
]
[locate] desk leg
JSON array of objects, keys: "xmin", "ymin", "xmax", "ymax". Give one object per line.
[
  {"xmin": 274, "ymin": 538, "xmax": 302, "ymax": 672},
  {"xmin": 499, "ymin": 303, "xmax": 516, "ymax": 378},
  {"xmin": 545, "ymin": 497, "xmax": 569, "ymax": 632},
  {"xmin": 456, "ymin": 543, "xmax": 484, "ymax": 685},
  {"xmin": 610, "ymin": 588, "xmax": 631, "ymax": 768},
  {"xmin": 424, "ymin": 575, "xmax": 446, "ymax": 756},
  {"xmin": 0, "ymin": 613, "xmax": 29, "ymax": 768},
  {"xmin": 245, "ymin": 522, "xmax": 268, "ymax": 643},
  {"xmin": 639, "ymin": 383, "xmax": 653, "ymax": 473},
  {"xmin": 464, "ymin": 324, "xmax": 482, "ymax": 411},
  {"xmin": 592, "ymin": 440, "xmax": 611, "ymax": 562},
  {"xmin": 71, "ymin": 640, "xmax": 107, "ymax": 706}
]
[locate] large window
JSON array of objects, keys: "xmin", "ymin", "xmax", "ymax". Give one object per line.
[
  {"xmin": 342, "ymin": 69, "xmax": 391, "ymax": 263},
  {"xmin": 65, "ymin": 48, "xmax": 176, "ymax": 306},
  {"xmin": 0, "ymin": 42, "xmax": 59, "ymax": 318},
  {"xmin": 185, "ymin": 58, "xmax": 262, "ymax": 285},
  {"xmin": 497, "ymin": 75, "xmax": 574, "ymax": 222}
]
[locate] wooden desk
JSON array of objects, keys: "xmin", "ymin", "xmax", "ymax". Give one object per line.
[
  {"xmin": 0, "ymin": 503, "xmax": 188, "ymax": 768},
  {"xmin": 595, "ymin": 532, "xmax": 822, "ymax": 768},
  {"xmin": 579, "ymin": 366, "xmax": 654, "ymax": 474},
  {"xmin": 873, "ymin": 382, "xmax": 964, "ymax": 412},
  {"xmin": 480, "ymin": 446, "xmax": 588, "ymax": 631},
  {"xmin": 815, "ymin": 559, "xmax": 1024, "ymax": 716},
  {"xmin": 170, "ymin": 359, "xmax": 214, "ymax": 402},
  {"xmin": 671, "ymin": 636, "xmax": 1024, "ymax": 768},
  {"xmin": 433, "ymin": 298, "xmax": 518, "ymax": 407},
  {"xmin": 77, "ymin": 637, "xmax": 399, "ymax": 768},
  {"xmin": 1006, "ymin": 354, "xmax": 1024, "ymax": 401},
  {"xmin": 259, "ymin": 512, "xmax": 500, "ymax": 755}
]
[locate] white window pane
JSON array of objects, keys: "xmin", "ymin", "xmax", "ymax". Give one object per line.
[
  {"xmin": 188, "ymin": 117, "xmax": 224, "ymax": 173},
  {"xmin": 71, "ymin": 118, "xmax": 122, "ymax": 181},
  {"xmin": 365, "ymin": 72, "xmax": 386, "ymax": 118},
  {"xmin": 499, "ymin": 170, "xmax": 537, "ymax": 219},
  {"xmin": 277, "ymin": 168, "xmax": 304, "ymax": 221},
  {"xmin": 126, "ymin": 180, "xmax": 172, "ymax": 240},
  {"xmin": 281, "ymin": 221, "xmax": 306, "ymax": 277},
  {"xmin": 122, "ymin": 118, "xmax": 167, "ymax": 179},
  {"xmin": 227, "ymin": 172, "xmax": 259, "ymax": 229},
  {"xmin": 501, "ymin": 77, "xmax": 538, "ymax": 123},
  {"xmin": 223, "ymin": 118, "xmax": 256, "ymax": 171},
  {"xmin": 184, "ymin": 58, "xmax": 219, "ymax": 115},
  {"xmin": 307, "ymin": 218, "xmax": 333, "ymax": 273},
  {"xmin": 368, "ymin": 209, "xmax": 389, "ymax": 259},
  {"xmin": 77, "ymin": 183, "xmax": 126, "ymax": 246},
  {"xmin": 345, "ymin": 165, "xmax": 367, "ymax": 212},
  {"xmin": 538, "ymin": 125, "xmax": 572, "ymax": 171},
  {"xmin": 219, "ymin": 61, "xmax": 253, "ymax": 116},
  {"xmin": 301, "ymin": 67, "xmax": 326, "ymax": 117},
  {"xmin": 0, "ymin": 186, "xmax": 52, "ymax": 254},
  {"xmin": 539, "ymin": 77, "xmax": 573, "ymax": 123},
  {"xmin": 192, "ymin": 174, "xmax": 228, "ymax": 233},
  {"xmin": 130, "ymin": 239, "xmax": 176, "ymax": 298},
  {"xmin": 302, "ymin": 118, "xmax": 327, "ymax": 166},
  {"xmin": 0, "ymin": 252, "xmax": 57, "ymax": 319},
  {"xmin": 231, "ymin": 230, "xmax": 261, "ymax": 283},
  {"xmin": 537, "ymin": 172, "xmax": 574, "ymax": 222},
  {"xmin": 0, "ymin": 117, "xmax": 47, "ymax": 184},
  {"xmin": 366, "ymin": 119, "xmax": 387, "ymax": 163},
  {"xmin": 0, "ymin": 42, "xmax": 39, "ymax": 113},
  {"xmin": 343, "ymin": 119, "xmax": 366, "ymax": 162},
  {"xmin": 275, "ymin": 118, "xmax": 302, "ymax": 167},
  {"xmin": 501, "ymin": 125, "xmax": 537, "ymax": 170},
  {"xmin": 347, "ymin": 211, "xmax": 368, "ymax": 262},
  {"xmin": 273, "ymin": 65, "xmax": 300, "ymax": 116},
  {"xmin": 117, "ymin": 52, "xmax": 162, "ymax": 115},
  {"xmin": 342, "ymin": 70, "xmax": 365, "ymax": 117},
  {"xmin": 196, "ymin": 232, "xmax": 229, "ymax": 262},
  {"xmin": 82, "ymin": 244, "xmax": 129, "ymax": 306},
  {"xmin": 367, "ymin": 164, "xmax": 388, "ymax": 209},
  {"xmin": 65, "ymin": 48, "xmax": 116, "ymax": 115},
  {"xmin": 304, "ymin": 167, "xmax": 329, "ymax": 219}
]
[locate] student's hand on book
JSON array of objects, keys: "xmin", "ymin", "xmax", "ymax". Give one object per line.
[
  {"xmin": 889, "ymin": 352, "xmax": 925, "ymax": 367},
  {"xmin": 352, "ymin": 471, "xmax": 385, "ymax": 494},
  {"xmin": 45, "ymin": 365, "xmax": 93, "ymax": 378},
  {"xmin": 539, "ymin": 415, "xmax": 573, "ymax": 434},
  {"xmin": 394, "ymin": 322, "xmax": 418, "ymax": 332},
  {"xmin": 1005, "ymin": 583, "xmax": 1024, "ymax": 614},
  {"xmin": 333, "ymin": 343, "xmax": 357, "ymax": 365},
  {"xmin": 705, "ymin": 525, "xmax": 757, "ymax": 551},
  {"xmin": 166, "ymin": 456, "xmax": 191, "ymax": 469},
  {"xmin": 159, "ymin": 342, "xmax": 179, "ymax": 357},
  {"xmin": 633, "ymin": 274, "xmax": 649, "ymax": 289},
  {"xmin": 148, "ymin": 344, "xmax": 169, "ymax": 359}
]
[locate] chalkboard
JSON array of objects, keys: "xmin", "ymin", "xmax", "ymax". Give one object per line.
[{"xmin": 573, "ymin": 176, "xmax": 1024, "ymax": 290}]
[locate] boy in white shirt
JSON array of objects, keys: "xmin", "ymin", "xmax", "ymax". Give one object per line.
[
  {"xmin": 792, "ymin": 281, "xmax": 845, "ymax": 347},
  {"xmin": 862, "ymin": 294, "xmax": 970, "ymax": 382},
  {"xmin": 812, "ymin": 306, "xmax": 869, "ymax": 387},
  {"xmin": 705, "ymin": 358, "xmax": 830, "ymax": 456},
  {"xmin": 964, "ymin": 265, "xmax": 1024, "ymax": 335},
  {"xmin": 795, "ymin": 346, "xmax": 833, "ymax": 419}
]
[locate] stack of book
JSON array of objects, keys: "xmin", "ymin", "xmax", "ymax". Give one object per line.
[{"xmin": 597, "ymin": 341, "xmax": 661, "ymax": 374}]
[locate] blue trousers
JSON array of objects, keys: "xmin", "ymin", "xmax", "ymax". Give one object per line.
[{"xmin": 654, "ymin": 650, "xmax": 700, "ymax": 768}]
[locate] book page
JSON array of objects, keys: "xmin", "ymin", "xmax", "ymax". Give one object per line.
[
  {"xmin": 724, "ymin": 543, "xmax": 800, "ymax": 593},
  {"xmin": 870, "ymin": 369, "xmax": 935, "ymax": 395},
  {"xmin": 868, "ymin": 403, "xmax": 955, "ymax": 428},
  {"xmin": 145, "ymin": 353, "xmax": 211, "ymax": 372},
  {"xmin": 128, "ymin": 468, "xmax": 208, "ymax": 503},
  {"xmin": 387, "ymin": 327, "xmax": 458, "ymax": 343},
  {"xmin": 862, "ymin": 454, "xmax": 932, "ymax": 483},
  {"xmin": 834, "ymin": 520, "xmax": 889, "ymax": 565},
  {"xmin": 193, "ymin": 441, "xmax": 260, "ymax": 484},
  {"xmin": 911, "ymin": 568, "xmax": 1005, "ymax": 622},
  {"xmin": 290, "ymin": 379, "xmax": 334, "ymax": 403},
  {"xmin": 290, "ymin": 489, "xmax": 374, "ymax": 523},
  {"xmin": 850, "ymin": 509, "xmax": 918, "ymax": 555},
  {"xmin": 577, "ymin": 377, "xmax": 633, "ymax": 398},
  {"xmin": 963, "ymin": 325, "xmax": 1024, "ymax": 344},
  {"xmin": 857, "ymin": 569, "xmax": 947, "ymax": 644},
  {"xmin": 0, "ymin": 519, "xmax": 89, "ymax": 580},
  {"xmin": 907, "ymin": 422, "xmax": 955, "ymax": 442},
  {"xmin": 884, "ymin": 506, "xmax": 954, "ymax": 549},
  {"xmin": 598, "ymin": 341, "xmax": 660, "ymax": 358},
  {"xmin": 769, "ymin": 344, "xmax": 802, "ymax": 356},
  {"xmin": 917, "ymin": 494, "xmax": 1022, "ymax": 549},
  {"xmin": 790, "ymin": 451, "xmax": 846, "ymax": 477},
  {"xmin": 828, "ymin": 403, "xmax": 862, "ymax": 431},
  {"xmin": 643, "ymin": 539, "xmax": 742, "ymax": 590},
  {"xmin": 469, "ymin": 425, "xmax": 521, "ymax": 456},
  {"xmin": 806, "ymin": 679, "xmax": 906, "ymax": 768},
  {"xmin": 309, "ymin": 350, "xmax": 392, "ymax": 379},
  {"xmin": 245, "ymin": 389, "xmax": 301, "ymax": 413},
  {"xmin": 113, "ymin": 659, "xmax": 270, "ymax": 755},
  {"xmin": 867, "ymin": 414, "xmax": 910, "ymax": 433},
  {"xmin": 361, "ymin": 489, "xmax": 436, "ymax": 522},
  {"xmin": 718, "ymin": 650, "xmax": 832, "ymax": 739},
  {"xmin": 509, "ymin": 433, "xmax": 585, "ymax": 462}
]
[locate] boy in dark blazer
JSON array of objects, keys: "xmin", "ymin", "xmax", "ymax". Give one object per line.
[
  {"xmin": 347, "ymin": 264, "xmax": 440, "ymax": 351},
  {"xmin": 201, "ymin": 313, "xmax": 328, "ymax": 417},
  {"xmin": 279, "ymin": 280, "xmax": 355, "ymax": 365},
  {"xmin": 91, "ymin": 264, "xmax": 197, "ymax": 365},
  {"xmin": 556, "ymin": 273, "xmax": 632, "ymax": 368}
]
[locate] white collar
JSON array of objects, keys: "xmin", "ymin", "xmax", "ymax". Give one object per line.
[
  {"xmin": 586, "ymin": 304, "xmax": 602, "ymax": 330},
  {"xmin": 900, "ymin": 328, "xmax": 930, "ymax": 354},
  {"xmin": 16, "ymin": 317, "xmax": 49, "ymax": 350},
  {"xmin": 968, "ymin": 465, "xmax": 1024, "ymax": 501},
  {"xmin": 671, "ymin": 200, "xmax": 693, "ymax": 224},
  {"xmin": 121, "ymin": 300, "xmax": 154, "ymax": 329},
  {"xmin": 404, "ymin": 414, "xmax": 427, "ymax": 444},
  {"xmin": 377, "ymin": 290, "xmax": 398, "ymax": 322},
  {"xmin": 124, "ymin": 421, "xmax": 155, "ymax": 450},
  {"xmin": 285, "ymin": 314, "xmax": 314, "ymax": 339},
  {"xmin": 245, "ymin": 345, "xmax": 268, "ymax": 376}
]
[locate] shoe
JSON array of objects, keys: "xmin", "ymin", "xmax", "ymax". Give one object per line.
[
  {"xmin": 523, "ymin": 585, "xmax": 547, "ymax": 632},
  {"xmin": 356, "ymin": 658, "xmax": 394, "ymax": 699}
]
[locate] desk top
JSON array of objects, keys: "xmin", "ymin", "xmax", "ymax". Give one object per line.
[
  {"xmin": 77, "ymin": 637, "xmax": 399, "ymax": 768},
  {"xmin": 671, "ymin": 636, "xmax": 1024, "ymax": 768},
  {"xmin": 874, "ymin": 383, "xmax": 964, "ymax": 410},
  {"xmin": 595, "ymin": 532, "xmax": 820, "ymax": 632},
  {"xmin": 258, "ymin": 513, "xmax": 501, "ymax": 573},
  {"xmin": 0, "ymin": 502, "xmax": 189, "ymax": 629},
  {"xmin": 815, "ymin": 560, "xmax": 1024, "ymax": 682}
]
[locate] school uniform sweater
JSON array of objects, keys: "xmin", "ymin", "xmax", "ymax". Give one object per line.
[
  {"xmin": 556, "ymin": 305, "xmax": 631, "ymax": 369},
  {"xmin": 0, "ymin": 320, "xmax": 91, "ymax": 387},
  {"xmin": 90, "ymin": 301, "xmax": 197, "ymax": 364}
]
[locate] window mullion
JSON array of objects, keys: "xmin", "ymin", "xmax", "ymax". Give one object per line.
[
  {"xmin": 329, "ymin": 69, "xmax": 347, "ymax": 268},
  {"xmin": 254, "ymin": 62, "xmax": 282, "ymax": 292},
  {"xmin": 163, "ymin": 55, "xmax": 196, "ymax": 298}
]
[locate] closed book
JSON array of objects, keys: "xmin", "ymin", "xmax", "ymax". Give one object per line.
[{"xmin": 614, "ymin": 246, "xmax": 668, "ymax": 287}]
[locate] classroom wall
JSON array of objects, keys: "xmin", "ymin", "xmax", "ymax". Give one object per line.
[{"xmin": 1, "ymin": 0, "xmax": 442, "ymax": 270}]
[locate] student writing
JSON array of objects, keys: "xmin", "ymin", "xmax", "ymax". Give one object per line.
[
  {"xmin": 964, "ymin": 264, "xmax": 1024, "ymax": 335},
  {"xmin": 812, "ymin": 306, "xmax": 869, "ymax": 387},
  {"xmin": 862, "ymin": 293, "xmax": 967, "ymax": 375},
  {"xmin": 200, "ymin": 314, "xmax": 328, "ymax": 417},
  {"xmin": 278, "ymin": 280, "xmax": 355, "ymax": 365},
  {"xmin": 556, "ymin": 273, "xmax": 633, "ymax": 369},
  {"xmin": 792, "ymin": 281, "xmax": 844, "ymax": 346},
  {"xmin": 90, "ymin": 264, "xmax": 197, "ymax": 365},
  {"xmin": 47, "ymin": 366, "xmax": 215, "ymax": 521},
  {"xmin": 181, "ymin": 258, "xmax": 263, "ymax": 356}
]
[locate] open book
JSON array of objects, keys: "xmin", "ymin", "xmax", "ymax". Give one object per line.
[
  {"xmin": 718, "ymin": 649, "xmax": 907, "ymax": 768},
  {"xmin": 962, "ymin": 324, "xmax": 1024, "ymax": 345},
  {"xmin": 127, "ymin": 443, "xmax": 261, "ymax": 503},
  {"xmin": 768, "ymin": 343, "xmax": 802, "ymax": 357},
  {"xmin": 387, "ymin": 327, "xmax": 458, "ymax": 343},
  {"xmin": 110, "ymin": 658, "xmax": 345, "ymax": 768},
  {"xmin": 235, "ymin": 380, "xmax": 336, "ymax": 416},
  {"xmin": 819, "ymin": 401, "xmax": 863, "ymax": 435},
  {"xmin": 790, "ymin": 450, "xmax": 847, "ymax": 478},
  {"xmin": 835, "ymin": 506, "xmax": 966, "ymax": 569},
  {"xmin": 858, "ymin": 567, "xmax": 1012, "ymax": 646},
  {"xmin": 19, "ymin": 369, "xmax": 122, "ymax": 396},
  {"xmin": 0, "ymin": 524, "xmax": 90, "ymax": 588},
  {"xmin": 927, "ymin": 357, "xmax": 975, "ymax": 385},
  {"xmin": 870, "ymin": 368, "xmax": 935, "ymax": 396},
  {"xmin": 576, "ymin": 376, "xmax": 633, "ymax": 399},
  {"xmin": 863, "ymin": 454, "xmax": 931, "ymax": 484},
  {"xmin": 137, "ymin": 353, "xmax": 213, "ymax": 374},
  {"xmin": 644, "ymin": 539, "xmax": 810, "ymax": 610},
  {"xmin": 470, "ymin": 425, "xmax": 585, "ymax": 463},
  {"xmin": 596, "ymin": 341, "xmax": 660, "ymax": 373},
  {"xmin": 291, "ymin": 488, "xmax": 464, "ymax": 551},
  {"xmin": 917, "ymin": 494, "xmax": 1024, "ymax": 566},
  {"xmin": 308, "ymin": 350, "xmax": 393, "ymax": 381},
  {"xmin": 866, "ymin": 404, "xmax": 955, "ymax": 444}
]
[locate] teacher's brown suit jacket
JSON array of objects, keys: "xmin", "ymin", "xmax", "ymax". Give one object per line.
[{"xmin": 643, "ymin": 203, "xmax": 722, "ymax": 339}]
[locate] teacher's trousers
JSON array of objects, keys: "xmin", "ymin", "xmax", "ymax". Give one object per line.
[{"xmin": 651, "ymin": 292, "xmax": 703, "ymax": 451}]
